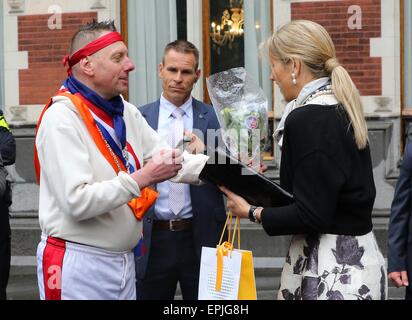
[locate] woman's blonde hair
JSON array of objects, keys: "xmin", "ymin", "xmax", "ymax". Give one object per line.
[{"xmin": 266, "ymin": 20, "xmax": 368, "ymax": 149}]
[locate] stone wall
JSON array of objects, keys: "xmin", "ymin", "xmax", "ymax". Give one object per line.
[
  {"xmin": 291, "ymin": 0, "xmax": 382, "ymax": 96},
  {"xmin": 18, "ymin": 12, "xmax": 97, "ymax": 105}
]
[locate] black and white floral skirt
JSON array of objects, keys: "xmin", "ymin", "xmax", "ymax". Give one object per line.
[{"xmin": 277, "ymin": 232, "xmax": 387, "ymax": 300}]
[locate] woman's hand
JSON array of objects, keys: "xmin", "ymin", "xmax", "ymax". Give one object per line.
[{"xmin": 219, "ymin": 185, "xmax": 250, "ymax": 219}]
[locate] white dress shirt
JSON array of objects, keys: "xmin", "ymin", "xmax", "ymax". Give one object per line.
[{"xmin": 154, "ymin": 94, "xmax": 194, "ymax": 220}]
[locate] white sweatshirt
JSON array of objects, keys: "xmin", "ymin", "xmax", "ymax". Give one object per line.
[{"xmin": 36, "ymin": 95, "xmax": 207, "ymax": 252}]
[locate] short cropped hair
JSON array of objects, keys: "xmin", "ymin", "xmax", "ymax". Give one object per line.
[
  {"xmin": 69, "ymin": 19, "xmax": 117, "ymax": 55},
  {"xmin": 163, "ymin": 40, "xmax": 200, "ymax": 70}
]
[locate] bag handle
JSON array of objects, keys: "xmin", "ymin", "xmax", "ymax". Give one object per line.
[
  {"xmin": 215, "ymin": 212, "xmax": 241, "ymax": 292},
  {"xmin": 218, "ymin": 212, "xmax": 241, "ymax": 250}
]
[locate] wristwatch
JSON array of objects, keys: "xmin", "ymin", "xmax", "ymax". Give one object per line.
[{"xmin": 248, "ymin": 206, "xmax": 263, "ymax": 224}]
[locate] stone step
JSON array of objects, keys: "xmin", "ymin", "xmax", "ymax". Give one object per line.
[
  {"xmin": 10, "ymin": 218, "xmax": 41, "ymax": 257},
  {"xmin": 9, "ymin": 217, "xmax": 391, "ymax": 263},
  {"xmin": 6, "ymin": 264, "xmax": 406, "ymax": 300},
  {"xmin": 239, "ymin": 218, "xmax": 389, "ymax": 257},
  {"xmin": 8, "ymin": 213, "xmax": 395, "ymax": 300}
]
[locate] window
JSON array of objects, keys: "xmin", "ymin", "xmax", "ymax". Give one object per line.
[
  {"xmin": 176, "ymin": 0, "xmax": 187, "ymax": 40},
  {"xmin": 209, "ymin": 0, "xmax": 245, "ymax": 74}
]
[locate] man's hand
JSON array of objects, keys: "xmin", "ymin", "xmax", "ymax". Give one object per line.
[
  {"xmin": 388, "ymin": 271, "xmax": 409, "ymax": 288},
  {"xmin": 259, "ymin": 163, "xmax": 268, "ymax": 173},
  {"xmin": 131, "ymin": 149, "xmax": 183, "ymax": 189},
  {"xmin": 247, "ymin": 159, "xmax": 268, "ymax": 174},
  {"xmin": 184, "ymin": 131, "xmax": 206, "ymax": 154}
]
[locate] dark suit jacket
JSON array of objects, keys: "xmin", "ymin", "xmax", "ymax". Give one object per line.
[
  {"xmin": 135, "ymin": 98, "xmax": 227, "ymax": 280},
  {"xmin": 388, "ymin": 140, "xmax": 412, "ymax": 294}
]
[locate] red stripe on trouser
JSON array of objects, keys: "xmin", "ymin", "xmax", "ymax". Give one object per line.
[{"xmin": 42, "ymin": 237, "xmax": 66, "ymax": 300}]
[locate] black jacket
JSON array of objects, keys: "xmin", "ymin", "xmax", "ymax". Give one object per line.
[
  {"xmin": 0, "ymin": 110, "xmax": 15, "ymax": 210},
  {"xmin": 0, "ymin": 110, "xmax": 16, "ymax": 166},
  {"xmin": 0, "ymin": 154, "xmax": 11, "ymax": 209},
  {"xmin": 262, "ymin": 104, "xmax": 375, "ymax": 236}
]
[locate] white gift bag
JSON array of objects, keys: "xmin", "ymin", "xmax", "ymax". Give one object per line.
[{"xmin": 198, "ymin": 246, "xmax": 242, "ymax": 300}]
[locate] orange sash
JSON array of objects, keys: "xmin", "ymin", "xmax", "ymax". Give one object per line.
[{"xmin": 34, "ymin": 92, "xmax": 158, "ymax": 221}]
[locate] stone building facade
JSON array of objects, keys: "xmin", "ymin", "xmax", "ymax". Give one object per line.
[{"xmin": 0, "ymin": 0, "xmax": 409, "ymax": 297}]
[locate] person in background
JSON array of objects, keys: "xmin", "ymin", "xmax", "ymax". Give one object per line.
[
  {"xmin": 388, "ymin": 139, "xmax": 412, "ymax": 300},
  {"xmin": 135, "ymin": 40, "xmax": 226, "ymax": 300},
  {"xmin": 34, "ymin": 20, "xmax": 208, "ymax": 300},
  {"xmin": 220, "ymin": 20, "xmax": 387, "ymax": 300},
  {"xmin": 0, "ymin": 110, "xmax": 16, "ymax": 300}
]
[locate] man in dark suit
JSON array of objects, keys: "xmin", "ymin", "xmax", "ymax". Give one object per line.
[
  {"xmin": 388, "ymin": 139, "xmax": 412, "ymax": 300},
  {"xmin": 135, "ymin": 40, "xmax": 226, "ymax": 300}
]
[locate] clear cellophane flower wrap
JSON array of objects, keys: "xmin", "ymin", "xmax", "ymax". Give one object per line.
[{"xmin": 206, "ymin": 67, "xmax": 268, "ymax": 168}]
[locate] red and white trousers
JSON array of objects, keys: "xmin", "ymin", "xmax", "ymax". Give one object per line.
[{"xmin": 36, "ymin": 234, "xmax": 136, "ymax": 300}]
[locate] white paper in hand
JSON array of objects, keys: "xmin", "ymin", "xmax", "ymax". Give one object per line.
[{"xmin": 198, "ymin": 246, "xmax": 242, "ymax": 300}]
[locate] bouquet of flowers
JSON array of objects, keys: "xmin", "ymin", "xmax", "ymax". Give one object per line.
[{"xmin": 206, "ymin": 67, "xmax": 268, "ymax": 167}]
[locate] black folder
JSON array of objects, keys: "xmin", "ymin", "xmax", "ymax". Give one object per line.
[{"xmin": 199, "ymin": 148, "xmax": 294, "ymax": 207}]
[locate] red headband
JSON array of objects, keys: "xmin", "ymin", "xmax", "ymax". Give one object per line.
[{"xmin": 63, "ymin": 32, "xmax": 123, "ymax": 75}]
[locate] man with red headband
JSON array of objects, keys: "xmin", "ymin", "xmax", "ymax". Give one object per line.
[{"xmin": 34, "ymin": 20, "xmax": 208, "ymax": 300}]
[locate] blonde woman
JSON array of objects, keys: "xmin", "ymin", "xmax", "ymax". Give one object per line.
[{"xmin": 220, "ymin": 20, "xmax": 387, "ymax": 300}]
